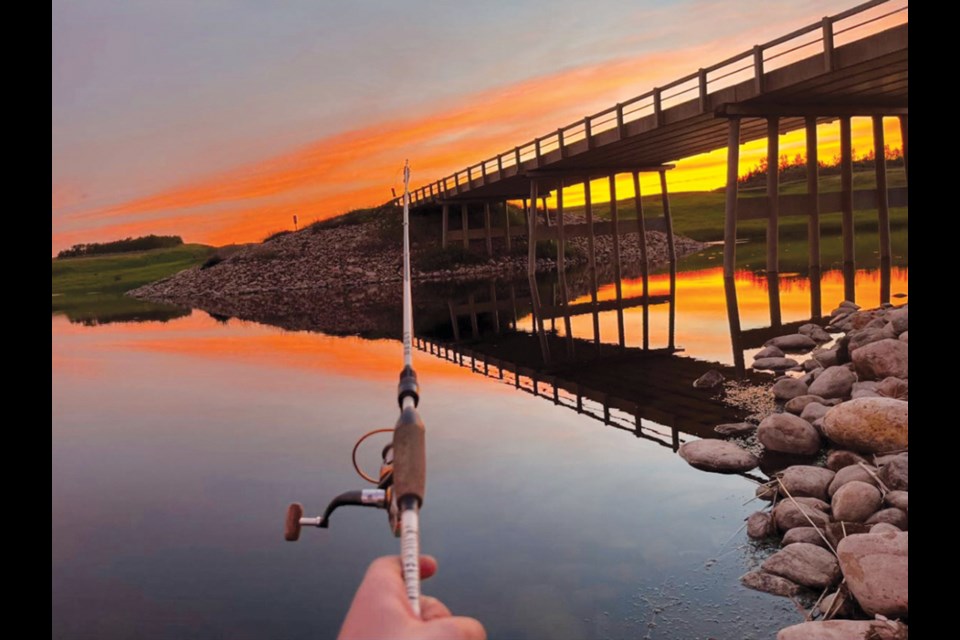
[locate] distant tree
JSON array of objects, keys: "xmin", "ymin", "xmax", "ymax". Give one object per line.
[{"xmin": 57, "ymin": 235, "xmax": 183, "ymax": 258}]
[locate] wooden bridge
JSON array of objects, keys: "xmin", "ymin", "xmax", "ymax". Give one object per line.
[{"xmin": 398, "ymin": 0, "xmax": 908, "ymax": 294}]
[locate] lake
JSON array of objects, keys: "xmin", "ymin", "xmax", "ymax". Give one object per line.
[{"xmin": 52, "ymin": 238, "xmax": 907, "ymax": 639}]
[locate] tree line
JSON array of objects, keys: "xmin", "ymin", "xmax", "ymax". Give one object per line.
[
  {"xmin": 57, "ymin": 235, "xmax": 184, "ymax": 258},
  {"xmin": 738, "ymin": 145, "xmax": 904, "ymax": 190}
]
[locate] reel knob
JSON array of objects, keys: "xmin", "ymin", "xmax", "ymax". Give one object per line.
[{"xmin": 285, "ymin": 502, "xmax": 304, "ymax": 541}]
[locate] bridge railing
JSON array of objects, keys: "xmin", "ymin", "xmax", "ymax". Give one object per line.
[{"xmin": 403, "ymin": 0, "xmax": 907, "ymax": 207}]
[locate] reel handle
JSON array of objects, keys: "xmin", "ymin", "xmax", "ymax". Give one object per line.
[{"xmin": 285, "ymin": 502, "xmax": 304, "ymax": 541}]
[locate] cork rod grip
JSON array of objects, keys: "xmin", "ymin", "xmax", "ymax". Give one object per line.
[{"xmin": 391, "ymin": 406, "xmax": 425, "ymax": 506}]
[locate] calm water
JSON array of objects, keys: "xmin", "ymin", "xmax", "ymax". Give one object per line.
[{"xmin": 52, "ymin": 242, "xmax": 907, "ymax": 639}]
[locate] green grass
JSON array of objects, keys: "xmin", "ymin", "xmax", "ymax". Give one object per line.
[{"xmin": 52, "ymin": 243, "xmax": 215, "ymax": 325}]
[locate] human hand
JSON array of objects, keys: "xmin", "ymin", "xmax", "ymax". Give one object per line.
[{"xmin": 337, "ymin": 555, "xmax": 487, "ymax": 640}]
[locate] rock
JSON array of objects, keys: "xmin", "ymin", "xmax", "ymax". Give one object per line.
[
  {"xmin": 747, "ymin": 511, "xmax": 776, "ymax": 539},
  {"xmin": 713, "ymin": 422, "xmax": 755, "ymax": 437},
  {"xmin": 771, "ymin": 377, "xmax": 809, "ymax": 401},
  {"xmin": 802, "ymin": 358, "xmax": 821, "ymax": 372},
  {"xmin": 807, "ymin": 366, "xmax": 857, "ymax": 399},
  {"xmin": 784, "ymin": 394, "xmax": 825, "ymax": 415},
  {"xmin": 828, "ymin": 464, "xmax": 879, "ymax": 496},
  {"xmin": 885, "ymin": 490, "xmax": 908, "ymax": 511},
  {"xmin": 677, "ymin": 439, "xmax": 758, "ymax": 473},
  {"xmin": 754, "ymin": 345, "xmax": 785, "ymax": 359},
  {"xmin": 800, "ymin": 402, "xmax": 830, "ymax": 424},
  {"xmin": 754, "ymin": 357, "xmax": 800, "ymax": 372},
  {"xmin": 871, "ymin": 522, "xmax": 901, "ymax": 534},
  {"xmin": 821, "ymin": 398, "xmax": 908, "ymax": 453},
  {"xmin": 837, "ymin": 531, "xmax": 908, "ymax": 617},
  {"xmin": 824, "ymin": 522, "xmax": 871, "ymax": 550},
  {"xmin": 756, "ymin": 483, "xmax": 778, "ymax": 501},
  {"xmin": 851, "ymin": 380, "xmax": 880, "ymax": 399},
  {"xmin": 777, "ymin": 465, "xmax": 836, "ymax": 502},
  {"xmin": 878, "ymin": 453, "xmax": 908, "ymax": 490},
  {"xmin": 740, "ymin": 570, "xmax": 801, "ymax": 597},
  {"xmin": 777, "ymin": 620, "xmax": 908, "ymax": 640},
  {"xmin": 693, "ymin": 369, "xmax": 725, "ymax": 389},
  {"xmin": 758, "ymin": 413, "xmax": 821, "ymax": 455},
  {"xmin": 798, "ymin": 370, "xmax": 819, "ymax": 385},
  {"xmin": 876, "ymin": 377, "xmax": 908, "ymax": 400},
  {"xmin": 898, "ymin": 331, "xmax": 907, "ymax": 343},
  {"xmin": 847, "ymin": 326, "xmax": 895, "ymax": 353},
  {"xmin": 839, "ymin": 300, "xmax": 860, "ymax": 310},
  {"xmin": 765, "ymin": 334, "xmax": 818, "ymax": 353},
  {"xmin": 782, "ymin": 527, "xmax": 827, "ymax": 548},
  {"xmin": 761, "ymin": 542, "xmax": 840, "ymax": 589},
  {"xmin": 825, "ymin": 450, "xmax": 869, "ymax": 472},
  {"xmin": 831, "ymin": 481, "xmax": 882, "ymax": 522},
  {"xmin": 813, "ymin": 349, "xmax": 839, "ymax": 368},
  {"xmin": 816, "ymin": 590, "xmax": 854, "ymax": 618},
  {"xmin": 773, "ymin": 498, "xmax": 831, "ymax": 531},
  {"xmin": 888, "ymin": 306, "xmax": 907, "ymax": 334},
  {"xmin": 852, "ymin": 339, "xmax": 908, "ymax": 380},
  {"xmin": 799, "ymin": 323, "xmax": 833, "ymax": 343},
  {"xmin": 866, "ymin": 508, "xmax": 908, "ymax": 531}
]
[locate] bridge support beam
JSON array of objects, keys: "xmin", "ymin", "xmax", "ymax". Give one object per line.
[
  {"xmin": 484, "ymin": 201, "xmax": 493, "ymax": 256},
  {"xmin": 528, "ymin": 181, "xmax": 539, "ymax": 277},
  {"xmin": 766, "ymin": 117, "xmax": 780, "ymax": 275},
  {"xmin": 806, "ymin": 117, "xmax": 821, "ymax": 319},
  {"xmin": 899, "ymin": 115, "xmax": 908, "ymax": 184},
  {"xmin": 874, "ymin": 115, "xmax": 891, "ymax": 304},
  {"xmin": 556, "ymin": 180, "xmax": 566, "ymax": 274},
  {"xmin": 609, "ymin": 174, "xmax": 625, "ymax": 349},
  {"xmin": 659, "ymin": 169, "xmax": 676, "ymax": 267},
  {"xmin": 461, "ymin": 204, "xmax": 470, "ymax": 249},
  {"xmin": 632, "ymin": 171, "xmax": 650, "ymax": 350},
  {"xmin": 840, "ymin": 117, "xmax": 855, "ymax": 302},
  {"xmin": 503, "ymin": 200, "xmax": 512, "ymax": 252},
  {"xmin": 441, "ymin": 204, "xmax": 449, "ymax": 248},
  {"xmin": 723, "ymin": 117, "xmax": 741, "ymax": 279}
]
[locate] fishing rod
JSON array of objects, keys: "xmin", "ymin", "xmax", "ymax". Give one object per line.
[{"xmin": 285, "ymin": 160, "xmax": 426, "ymax": 617}]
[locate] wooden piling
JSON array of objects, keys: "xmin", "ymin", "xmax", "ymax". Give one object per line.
[
  {"xmin": 659, "ymin": 170, "xmax": 676, "ymax": 266},
  {"xmin": 632, "ymin": 171, "xmax": 649, "ymax": 277},
  {"xmin": 461, "ymin": 204, "xmax": 470, "ymax": 249},
  {"xmin": 503, "ymin": 201, "xmax": 512, "ymax": 251},
  {"xmin": 528, "ymin": 181, "xmax": 539, "ymax": 276},
  {"xmin": 609, "ymin": 174, "xmax": 625, "ymax": 349},
  {"xmin": 490, "ymin": 282, "xmax": 500, "ymax": 335},
  {"xmin": 723, "ymin": 276, "xmax": 746, "ymax": 378},
  {"xmin": 484, "ymin": 201, "xmax": 493, "ymax": 256},
  {"xmin": 441, "ymin": 204, "xmax": 449, "ymax": 248},
  {"xmin": 805, "ymin": 117, "xmax": 820, "ymax": 273},
  {"xmin": 556, "ymin": 180, "xmax": 565, "ymax": 273},
  {"xmin": 840, "ymin": 117, "xmax": 855, "ymax": 295},
  {"xmin": 766, "ymin": 117, "xmax": 780, "ymax": 274},
  {"xmin": 723, "ymin": 118, "xmax": 741, "ymax": 278},
  {"xmin": 468, "ymin": 294, "xmax": 479, "ymax": 338},
  {"xmin": 899, "ymin": 115, "xmax": 908, "ymax": 183},
  {"xmin": 873, "ymin": 115, "xmax": 891, "ymax": 263}
]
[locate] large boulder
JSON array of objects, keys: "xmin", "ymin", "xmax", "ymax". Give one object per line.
[
  {"xmin": 825, "ymin": 449, "xmax": 868, "ymax": 472},
  {"xmin": 887, "ymin": 306, "xmax": 908, "ymax": 335},
  {"xmin": 773, "ymin": 497, "xmax": 831, "ymax": 531},
  {"xmin": 782, "ymin": 526, "xmax": 828, "ymax": 548},
  {"xmin": 807, "ymin": 366, "xmax": 857, "ymax": 399},
  {"xmin": 754, "ymin": 345, "xmax": 785, "ymax": 359},
  {"xmin": 678, "ymin": 439, "xmax": 758, "ymax": 473},
  {"xmin": 740, "ymin": 570, "xmax": 801, "ymax": 597},
  {"xmin": 777, "ymin": 465, "xmax": 835, "ymax": 502},
  {"xmin": 831, "ymin": 481, "xmax": 882, "ymax": 523},
  {"xmin": 866, "ymin": 508, "xmax": 908, "ymax": 531},
  {"xmin": 754, "ymin": 357, "xmax": 799, "ymax": 372},
  {"xmin": 878, "ymin": 453, "xmax": 908, "ymax": 491},
  {"xmin": 828, "ymin": 464, "xmax": 879, "ymax": 496},
  {"xmin": 821, "ymin": 398, "xmax": 908, "ymax": 453},
  {"xmin": 765, "ymin": 333, "xmax": 818, "ymax": 353},
  {"xmin": 758, "ymin": 413, "xmax": 821, "ymax": 455},
  {"xmin": 876, "ymin": 376, "xmax": 908, "ymax": 401},
  {"xmin": 784, "ymin": 394, "xmax": 826, "ymax": 415},
  {"xmin": 885, "ymin": 490, "xmax": 908, "ymax": 512},
  {"xmin": 761, "ymin": 542, "xmax": 840, "ymax": 589},
  {"xmin": 799, "ymin": 323, "xmax": 832, "ymax": 343},
  {"xmin": 847, "ymin": 327, "xmax": 895, "ymax": 353},
  {"xmin": 747, "ymin": 511, "xmax": 776, "ymax": 539},
  {"xmin": 777, "ymin": 620, "xmax": 908, "ymax": 640},
  {"xmin": 852, "ymin": 339, "xmax": 908, "ymax": 380},
  {"xmin": 812, "ymin": 348, "xmax": 839, "ymax": 368},
  {"xmin": 837, "ymin": 531, "xmax": 908, "ymax": 618},
  {"xmin": 772, "ymin": 377, "xmax": 809, "ymax": 400}
]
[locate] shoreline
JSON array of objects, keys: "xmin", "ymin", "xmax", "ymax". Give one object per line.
[{"xmin": 683, "ymin": 301, "xmax": 908, "ymax": 638}]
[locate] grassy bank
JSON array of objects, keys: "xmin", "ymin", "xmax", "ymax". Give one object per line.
[{"xmin": 52, "ymin": 243, "xmax": 215, "ymax": 324}]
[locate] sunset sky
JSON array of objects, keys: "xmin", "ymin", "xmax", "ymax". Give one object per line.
[{"xmin": 52, "ymin": 0, "xmax": 905, "ymax": 254}]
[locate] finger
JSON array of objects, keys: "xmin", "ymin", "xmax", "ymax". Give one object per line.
[
  {"xmin": 431, "ymin": 616, "xmax": 488, "ymax": 640},
  {"xmin": 419, "ymin": 555, "xmax": 438, "ymax": 580},
  {"xmin": 419, "ymin": 595, "xmax": 452, "ymax": 621}
]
